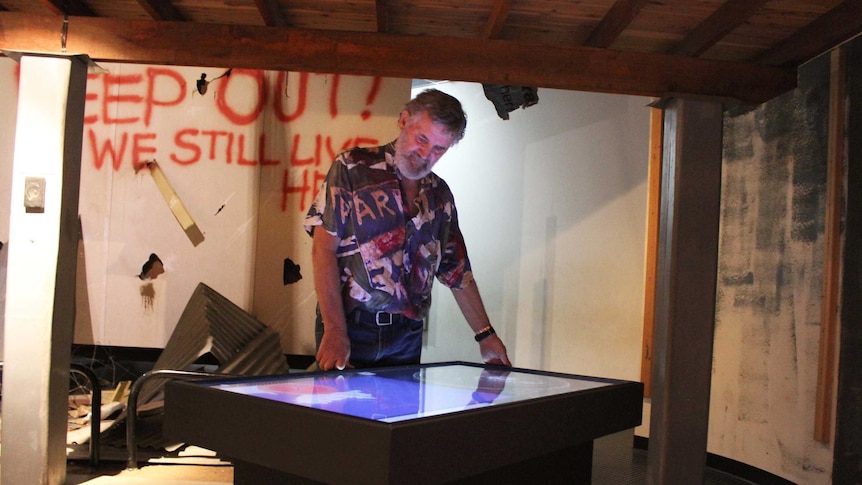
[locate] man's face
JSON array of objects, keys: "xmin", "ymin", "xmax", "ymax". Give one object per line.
[{"xmin": 393, "ymin": 110, "xmax": 456, "ymax": 180}]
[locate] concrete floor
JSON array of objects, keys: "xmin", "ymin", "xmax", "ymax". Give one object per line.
[
  {"xmin": 68, "ymin": 461, "xmax": 232, "ymax": 485},
  {"xmin": 66, "ymin": 465, "xmax": 233, "ymax": 485},
  {"xmin": 58, "ymin": 430, "xmax": 757, "ymax": 485}
]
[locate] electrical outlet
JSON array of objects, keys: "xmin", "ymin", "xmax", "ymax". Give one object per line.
[{"xmin": 24, "ymin": 176, "xmax": 46, "ymax": 212}]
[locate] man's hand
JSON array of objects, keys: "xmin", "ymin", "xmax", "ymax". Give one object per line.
[
  {"xmin": 479, "ymin": 334, "xmax": 511, "ymax": 367},
  {"xmin": 316, "ymin": 329, "xmax": 352, "ymax": 371}
]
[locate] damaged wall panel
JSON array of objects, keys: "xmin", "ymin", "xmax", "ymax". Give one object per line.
[
  {"xmin": 46, "ymin": 62, "xmax": 409, "ymax": 351},
  {"xmin": 710, "ymin": 54, "xmax": 832, "ymax": 482}
]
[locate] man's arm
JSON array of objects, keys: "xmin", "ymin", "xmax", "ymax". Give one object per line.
[
  {"xmin": 451, "ymin": 281, "xmax": 511, "ymax": 366},
  {"xmin": 312, "ymin": 228, "xmax": 352, "ymax": 370}
]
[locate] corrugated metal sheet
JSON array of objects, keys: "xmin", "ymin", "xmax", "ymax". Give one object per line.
[{"xmin": 137, "ymin": 282, "xmax": 289, "ymax": 405}]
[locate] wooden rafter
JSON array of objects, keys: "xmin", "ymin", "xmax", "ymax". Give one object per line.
[
  {"xmin": 0, "ymin": 12, "xmax": 796, "ymax": 105},
  {"xmin": 670, "ymin": 0, "xmax": 768, "ymax": 57},
  {"xmin": 375, "ymin": 0, "xmax": 388, "ymax": 33},
  {"xmin": 584, "ymin": 0, "xmax": 649, "ymax": 48},
  {"xmin": 756, "ymin": 0, "xmax": 862, "ymax": 66},
  {"xmin": 482, "ymin": 0, "xmax": 511, "ymax": 39},
  {"xmin": 136, "ymin": 0, "xmax": 185, "ymax": 22},
  {"xmin": 254, "ymin": 0, "xmax": 286, "ymax": 27},
  {"xmin": 38, "ymin": 0, "xmax": 95, "ymax": 16}
]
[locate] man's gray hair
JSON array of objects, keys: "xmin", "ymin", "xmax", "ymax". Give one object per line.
[{"xmin": 404, "ymin": 89, "xmax": 467, "ymax": 144}]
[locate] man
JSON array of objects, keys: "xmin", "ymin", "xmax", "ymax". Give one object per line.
[{"xmin": 304, "ymin": 89, "xmax": 510, "ymax": 371}]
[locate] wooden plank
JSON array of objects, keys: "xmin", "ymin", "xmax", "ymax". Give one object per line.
[
  {"xmin": 585, "ymin": 0, "xmax": 649, "ymax": 48},
  {"xmin": 756, "ymin": 0, "xmax": 862, "ymax": 66},
  {"xmin": 670, "ymin": 0, "xmax": 769, "ymax": 57},
  {"xmin": 253, "ymin": 0, "xmax": 286, "ymax": 27},
  {"xmin": 814, "ymin": 47, "xmax": 845, "ymax": 443},
  {"xmin": 38, "ymin": 0, "xmax": 95, "ymax": 16},
  {"xmin": 640, "ymin": 106, "xmax": 662, "ymax": 398},
  {"xmin": 482, "ymin": 0, "xmax": 511, "ymax": 39},
  {"xmin": 375, "ymin": 0, "xmax": 388, "ymax": 33},
  {"xmin": 0, "ymin": 12, "xmax": 797, "ymax": 104},
  {"xmin": 143, "ymin": 160, "xmax": 205, "ymax": 247},
  {"xmin": 136, "ymin": 0, "xmax": 186, "ymax": 21}
]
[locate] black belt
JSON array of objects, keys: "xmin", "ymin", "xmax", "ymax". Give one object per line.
[{"xmin": 351, "ymin": 308, "xmax": 415, "ymax": 326}]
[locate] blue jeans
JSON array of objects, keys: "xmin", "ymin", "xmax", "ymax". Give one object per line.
[{"xmin": 315, "ymin": 306, "xmax": 424, "ymax": 368}]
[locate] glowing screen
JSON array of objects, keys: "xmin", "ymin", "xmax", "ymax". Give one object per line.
[{"xmin": 207, "ymin": 364, "xmax": 611, "ymax": 423}]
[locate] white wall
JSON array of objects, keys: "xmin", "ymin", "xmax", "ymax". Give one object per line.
[
  {"xmin": 0, "ymin": 59, "xmax": 409, "ymax": 354},
  {"xmin": 0, "ymin": 57, "xmax": 18, "ymax": 360},
  {"xmin": 419, "ymin": 82, "xmax": 651, "ymax": 386},
  {"xmin": 252, "ymin": 74, "xmax": 408, "ymax": 356}
]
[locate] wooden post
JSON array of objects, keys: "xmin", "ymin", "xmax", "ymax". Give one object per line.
[
  {"xmin": 833, "ymin": 37, "xmax": 862, "ymax": 485},
  {"xmin": 647, "ymin": 98, "xmax": 723, "ymax": 485}
]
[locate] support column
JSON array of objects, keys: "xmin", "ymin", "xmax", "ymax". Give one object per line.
[
  {"xmin": 1, "ymin": 54, "xmax": 87, "ymax": 485},
  {"xmin": 647, "ymin": 98, "xmax": 723, "ymax": 484},
  {"xmin": 834, "ymin": 37, "xmax": 862, "ymax": 484}
]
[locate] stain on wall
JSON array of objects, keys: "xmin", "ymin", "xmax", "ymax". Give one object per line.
[
  {"xmin": 140, "ymin": 282, "xmax": 156, "ymax": 310},
  {"xmin": 713, "ymin": 55, "xmax": 830, "ymax": 483}
]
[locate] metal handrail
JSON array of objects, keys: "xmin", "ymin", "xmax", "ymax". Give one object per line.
[
  {"xmin": 125, "ymin": 369, "xmax": 230, "ymax": 469},
  {"xmin": 70, "ymin": 363, "xmax": 102, "ymax": 469}
]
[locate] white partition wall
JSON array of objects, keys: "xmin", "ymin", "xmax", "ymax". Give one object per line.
[{"xmin": 1, "ymin": 54, "xmax": 87, "ymax": 485}]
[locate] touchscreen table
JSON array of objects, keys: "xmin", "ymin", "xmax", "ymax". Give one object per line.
[{"xmin": 165, "ymin": 362, "xmax": 643, "ymax": 484}]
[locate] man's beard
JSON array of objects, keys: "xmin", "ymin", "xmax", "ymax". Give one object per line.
[{"xmin": 395, "ymin": 151, "xmax": 432, "ymax": 180}]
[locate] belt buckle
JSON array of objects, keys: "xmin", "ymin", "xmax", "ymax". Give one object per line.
[{"xmin": 375, "ymin": 311, "xmax": 393, "ymax": 326}]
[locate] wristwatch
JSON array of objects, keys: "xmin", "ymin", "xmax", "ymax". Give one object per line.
[{"xmin": 474, "ymin": 325, "xmax": 496, "ymax": 342}]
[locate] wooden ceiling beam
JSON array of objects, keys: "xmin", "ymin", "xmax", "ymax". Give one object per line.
[
  {"xmin": 375, "ymin": 0, "xmax": 388, "ymax": 33},
  {"xmin": 670, "ymin": 0, "xmax": 768, "ymax": 57},
  {"xmin": 39, "ymin": 0, "xmax": 95, "ymax": 17},
  {"xmin": 136, "ymin": 0, "xmax": 185, "ymax": 22},
  {"xmin": 585, "ymin": 0, "xmax": 648, "ymax": 48},
  {"xmin": 0, "ymin": 12, "xmax": 796, "ymax": 104},
  {"xmin": 482, "ymin": 0, "xmax": 511, "ymax": 39},
  {"xmin": 756, "ymin": 0, "xmax": 862, "ymax": 67},
  {"xmin": 254, "ymin": 0, "xmax": 286, "ymax": 27}
]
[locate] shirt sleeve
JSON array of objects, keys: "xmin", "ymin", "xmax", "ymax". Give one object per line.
[
  {"xmin": 435, "ymin": 197, "xmax": 474, "ymax": 289},
  {"xmin": 303, "ymin": 153, "xmax": 353, "ymax": 238}
]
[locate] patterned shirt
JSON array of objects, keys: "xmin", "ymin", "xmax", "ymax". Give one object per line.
[{"xmin": 304, "ymin": 141, "xmax": 473, "ymax": 320}]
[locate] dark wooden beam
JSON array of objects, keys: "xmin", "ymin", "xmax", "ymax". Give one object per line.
[
  {"xmin": 375, "ymin": 0, "xmax": 388, "ymax": 33},
  {"xmin": 670, "ymin": 0, "xmax": 768, "ymax": 57},
  {"xmin": 254, "ymin": 0, "xmax": 286, "ymax": 27},
  {"xmin": 482, "ymin": 0, "xmax": 511, "ymax": 39},
  {"xmin": 137, "ymin": 0, "xmax": 185, "ymax": 22},
  {"xmin": 0, "ymin": 12, "xmax": 796, "ymax": 104},
  {"xmin": 833, "ymin": 35, "xmax": 862, "ymax": 485},
  {"xmin": 756, "ymin": 0, "xmax": 862, "ymax": 67},
  {"xmin": 39, "ymin": 0, "xmax": 95, "ymax": 16},
  {"xmin": 647, "ymin": 98, "xmax": 723, "ymax": 485},
  {"xmin": 585, "ymin": 0, "xmax": 648, "ymax": 48}
]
